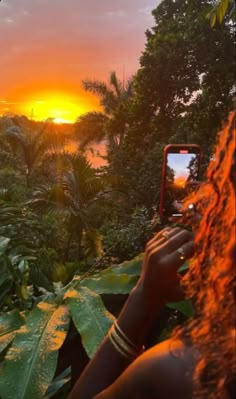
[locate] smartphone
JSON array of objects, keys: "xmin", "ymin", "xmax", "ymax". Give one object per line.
[{"xmin": 159, "ymin": 144, "xmax": 202, "ymax": 220}]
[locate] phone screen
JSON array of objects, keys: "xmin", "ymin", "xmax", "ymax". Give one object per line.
[{"xmin": 163, "ymin": 150, "xmax": 200, "ymax": 217}]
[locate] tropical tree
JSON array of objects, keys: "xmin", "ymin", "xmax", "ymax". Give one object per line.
[
  {"xmin": 108, "ymin": 0, "xmax": 235, "ymax": 210},
  {"xmin": 135, "ymin": 0, "xmax": 234, "ymax": 141},
  {"xmin": 74, "ymin": 71, "xmax": 134, "ymax": 152},
  {"xmin": 0, "ymin": 116, "xmax": 66, "ymax": 186},
  {"xmin": 29, "ymin": 153, "xmax": 122, "ymax": 261},
  {"xmin": 0, "ymin": 193, "xmax": 46, "ymax": 255}
]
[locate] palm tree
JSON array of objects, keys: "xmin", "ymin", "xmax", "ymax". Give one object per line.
[
  {"xmin": 75, "ymin": 71, "xmax": 134, "ymax": 151},
  {"xmin": 0, "ymin": 116, "xmax": 66, "ymax": 186},
  {"xmin": 29, "ymin": 153, "xmax": 121, "ymax": 260}
]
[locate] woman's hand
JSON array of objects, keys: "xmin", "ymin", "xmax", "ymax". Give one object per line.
[{"xmin": 138, "ymin": 227, "xmax": 195, "ymax": 308}]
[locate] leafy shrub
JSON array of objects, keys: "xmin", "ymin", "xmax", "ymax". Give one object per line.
[
  {"xmin": 0, "ymin": 168, "xmax": 28, "ymax": 202},
  {"xmin": 0, "ymin": 237, "xmax": 34, "ymax": 311},
  {"xmin": 102, "ymin": 206, "xmax": 160, "ymax": 262}
]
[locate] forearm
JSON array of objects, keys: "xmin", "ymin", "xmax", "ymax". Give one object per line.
[{"xmin": 68, "ymin": 279, "xmax": 165, "ymax": 399}]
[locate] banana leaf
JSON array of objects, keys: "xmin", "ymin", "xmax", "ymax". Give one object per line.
[
  {"xmin": 0, "ymin": 309, "xmax": 25, "ymax": 353},
  {"xmin": 81, "ymin": 273, "xmax": 139, "ymax": 294},
  {"xmin": 0, "ymin": 303, "xmax": 70, "ymax": 399},
  {"xmin": 66, "ymin": 287, "xmax": 114, "ymax": 358}
]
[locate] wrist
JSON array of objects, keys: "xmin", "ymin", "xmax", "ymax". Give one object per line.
[
  {"xmin": 116, "ymin": 279, "xmax": 164, "ymax": 348},
  {"xmin": 131, "ymin": 278, "xmax": 166, "ymax": 314}
]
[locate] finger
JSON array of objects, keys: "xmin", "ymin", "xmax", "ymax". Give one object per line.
[
  {"xmin": 165, "ymin": 240, "xmax": 195, "ymax": 270},
  {"xmin": 163, "ymin": 227, "xmax": 182, "ymax": 240},
  {"xmin": 147, "ymin": 226, "xmax": 172, "ymax": 247},
  {"xmin": 162, "ymin": 229, "xmax": 194, "ymax": 255},
  {"xmin": 147, "ymin": 227, "xmax": 182, "ymax": 253},
  {"xmin": 149, "ymin": 226, "xmax": 181, "ymax": 246}
]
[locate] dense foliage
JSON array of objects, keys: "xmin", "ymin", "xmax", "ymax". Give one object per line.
[
  {"xmin": 0, "ymin": 0, "xmax": 234, "ymax": 398},
  {"xmin": 104, "ymin": 0, "xmax": 235, "ymax": 208}
]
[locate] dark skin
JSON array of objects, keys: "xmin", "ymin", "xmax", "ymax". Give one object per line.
[{"xmin": 68, "ymin": 227, "xmax": 197, "ymax": 399}]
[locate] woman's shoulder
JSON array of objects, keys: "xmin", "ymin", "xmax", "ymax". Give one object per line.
[
  {"xmin": 146, "ymin": 337, "xmax": 196, "ymax": 366},
  {"xmin": 99, "ymin": 338, "xmax": 196, "ymax": 399},
  {"xmin": 135, "ymin": 338, "xmax": 196, "ymax": 399}
]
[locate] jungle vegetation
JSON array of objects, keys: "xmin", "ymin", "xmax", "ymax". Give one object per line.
[{"xmin": 0, "ymin": 1, "xmax": 235, "ymax": 398}]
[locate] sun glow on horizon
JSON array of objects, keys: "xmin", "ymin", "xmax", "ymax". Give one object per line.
[
  {"xmin": 18, "ymin": 91, "xmax": 96, "ymax": 123},
  {"xmin": 174, "ymin": 177, "xmax": 187, "ymax": 187},
  {"xmin": 53, "ymin": 117, "xmax": 72, "ymax": 124}
]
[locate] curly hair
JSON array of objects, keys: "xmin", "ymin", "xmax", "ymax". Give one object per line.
[{"xmin": 177, "ymin": 112, "xmax": 236, "ymax": 398}]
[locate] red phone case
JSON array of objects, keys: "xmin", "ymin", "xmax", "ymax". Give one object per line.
[{"xmin": 159, "ymin": 144, "xmax": 202, "ymax": 220}]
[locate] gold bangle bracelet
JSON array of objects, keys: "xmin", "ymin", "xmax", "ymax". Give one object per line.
[
  {"xmin": 110, "ymin": 326, "xmax": 138, "ymax": 358},
  {"xmin": 114, "ymin": 321, "xmax": 139, "ymax": 351},
  {"xmin": 108, "ymin": 329, "xmax": 134, "ymax": 360}
]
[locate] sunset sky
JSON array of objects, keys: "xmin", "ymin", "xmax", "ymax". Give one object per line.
[
  {"xmin": 0, "ymin": 0, "xmax": 159, "ymax": 123},
  {"xmin": 167, "ymin": 153, "xmax": 197, "ymax": 186}
]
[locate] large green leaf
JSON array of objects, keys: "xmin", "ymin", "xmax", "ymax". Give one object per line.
[
  {"xmin": 66, "ymin": 287, "xmax": 114, "ymax": 358},
  {"xmin": 94, "ymin": 253, "xmax": 143, "ymax": 278},
  {"xmin": 0, "ymin": 309, "xmax": 25, "ymax": 353},
  {"xmin": 0, "ymin": 303, "xmax": 70, "ymax": 399},
  {"xmin": 0, "ymin": 237, "xmax": 10, "ymax": 255},
  {"xmin": 81, "ymin": 273, "xmax": 139, "ymax": 294},
  {"xmin": 68, "ymin": 253, "xmax": 142, "ymax": 293},
  {"xmin": 44, "ymin": 367, "xmax": 71, "ymax": 399},
  {"xmin": 69, "ymin": 253, "xmax": 143, "ymax": 292},
  {"xmin": 166, "ymin": 299, "xmax": 194, "ymax": 318}
]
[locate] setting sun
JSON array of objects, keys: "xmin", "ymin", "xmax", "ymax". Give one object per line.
[
  {"xmin": 174, "ymin": 177, "xmax": 187, "ymax": 187},
  {"xmin": 18, "ymin": 91, "xmax": 95, "ymax": 124},
  {"xmin": 53, "ymin": 117, "xmax": 71, "ymax": 124}
]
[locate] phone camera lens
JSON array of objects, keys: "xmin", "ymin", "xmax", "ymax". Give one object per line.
[{"xmin": 188, "ymin": 204, "xmax": 194, "ymax": 209}]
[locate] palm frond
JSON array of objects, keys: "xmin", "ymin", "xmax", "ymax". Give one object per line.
[
  {"xmin": 110, "ymin": 71, "xmax": 122, "ymax": 97},
  {"xmin": 1, "ymin": 118, "xmax": 67, "ymax": 176},
  {"xmin": 97, "ymin": 174, "xmax": 125, "ymax": 190},
  {"xmin": 29, "ymin": 183, "xmax": 71, "ymax": 215},
  {"xmin": 80, "ymin": 72, "xmax": 135, "ymax": 151},
  {"xmin": 82, "ymin": 79, "xmax": 117, "ymax": 114},
  {"xmin": 61, "ymin": 154, "xmax": 99, "ymax": 208},
  {"xmin": 75, "ymin": 112, "xmax": 108, "ymax": 149},
  {"xmin": 123, "ymin": 76, "xmax": 134, "ymax": 100},
  {"xmin": 82, "ymin": 79, "xmax": 112, "ymax": 98}
]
